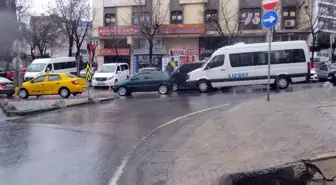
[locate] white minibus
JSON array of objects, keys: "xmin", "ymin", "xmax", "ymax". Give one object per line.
[
  {"xmin": 186, "ymin": 41, "xmax": 310, "ymax": 92},
  {"xmin": 24, "ymin": 57, "xmax": 77, "ymax": 81}
]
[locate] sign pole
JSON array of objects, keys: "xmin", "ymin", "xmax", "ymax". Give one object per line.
[
  {"xmin": 267, "ymin": 29, "xmax": 272, "ymax": 101},
  {"xmin": 87, "ymin": 51, "xmax": 92, "ymax": 101}
]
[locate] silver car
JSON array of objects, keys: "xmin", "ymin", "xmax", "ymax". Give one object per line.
[
  {"xmin": 317, "ymin": 63, "xmax": 336, "ymax": 81},
  {"xmin": 80, "ymin": 67, "xmax": 97, "ymax": 78}
]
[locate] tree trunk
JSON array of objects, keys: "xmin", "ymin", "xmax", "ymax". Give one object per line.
[
  {"xmin": 148, "ymin": 39, "xmax": 153, "ymax": 67},
  {"xmin": 30, "ymin": 48, "xmax": 35, "ymax": 60},
  {"xmin": 68, "ymin": 37, "xmax": 74, "ymax": 57},
  {"xmin": 76, "ymin": 47, "xmax": 81, "ymax": 76},
  {"xmin": 311, "ymin": 35, "xmax": 316, "ymax": 68}
]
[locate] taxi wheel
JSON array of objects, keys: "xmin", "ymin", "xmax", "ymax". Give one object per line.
[
  {"xmin": 19, "ymin": 88, "xmax": 29, "ymax": 99},
  {"xmin": 59, "ymin": 87, "xmax": 71, "ymax": 98}
]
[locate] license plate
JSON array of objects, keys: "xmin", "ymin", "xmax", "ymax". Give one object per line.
[
  {"xmin": 5, "ymin": 84, "xmax": 13, "ymax": 87},
  {"xmin": 328, "ymin": 77, "xmax": 332, "ymax": 80},
  {"xmin": 98, "ymin": 81, "xmax": 105, "ymax": 84}
]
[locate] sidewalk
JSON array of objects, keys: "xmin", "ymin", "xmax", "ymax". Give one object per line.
[
  {"xmin": 0, "ymin": 89, "xmax": 115, "ymax": 117},
  {"xmin": 167, "ymin": 85, "xmax": 336, "ymax": 185}
]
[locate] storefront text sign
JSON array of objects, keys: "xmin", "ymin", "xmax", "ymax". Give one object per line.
[
  {"xmin": 170, "ymin": 49, "xmax": 199, "ymax": 56},
  {"xmin": 99, "ymin": 26, "xmax": 140, "ymax": 36},
  {"xmin": 161, "ymin": 24, "xmax": 205, "ymax": 34},
  {"xmin": 97, "ymin": 48, "xmax": 130, "ymax": 56}
]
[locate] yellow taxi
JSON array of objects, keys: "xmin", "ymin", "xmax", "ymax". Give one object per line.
[{"xmin": 17, "ymin": 73, "xmax": 88, "ymax": 99}]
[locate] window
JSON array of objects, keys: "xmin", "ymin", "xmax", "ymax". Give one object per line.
[
  {"xmin": 54, "ymin": 63, "xmax": 64, "ymax": 70},
  {"xmin": 45, "ymin": 64, "xmax": 52, "ymax": 72},
  {"xmin": 282, "ymin": 7, "xmax": 297, "ymax": 29},
  {"xmin": 133, "ymin": 12, "xmax": 150, "ymax": 25},
  {"xmin": 133, "ymin": 73, "xmax": 149, "ymax": 81},
  {"xmin": 239, "ymin": 8, "xmax": 261, "ymax": 30},
  {"xmin": 171, "ymin": 11, "xmax": 182, "ymax": 24},
  {"xmin": 121, "ymin": 64, "xmax": 129, "ymax": 71},
  {"xmin": 150, "ymin": 71, "xmax": 166, "ymax": 80},
  {"xmin": 116, "ymin": 66, "xmax": 121, "ymax": 72},
  {"xmin": 32, "ymin": 76, "xmax": 46, "ymax": 83},
  {"xmin": 229, "ymin": 49, "xmax": 306, "ymax": 67},
  {"xmin": 205, "ymin": 10, "xmax": 218, "ymax": 23},
  {"xmin": 105, "ymin": 14, "xmax": 116, "ymax": 26},
  {"xmin": 48, "ymin": 75, "xmax": 61, "ymax": 81},
  {"xmin": 207, "ymin": 55, "xmax": 225, "ymax": 69}
]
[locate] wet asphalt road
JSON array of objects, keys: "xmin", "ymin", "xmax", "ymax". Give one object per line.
[{"xmin": 0, "ymin": 89, "xmax": 290, "ymax": 185}]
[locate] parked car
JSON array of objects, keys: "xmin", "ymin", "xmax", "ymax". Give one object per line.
[
  {"xmin": 170, "ymin": 62, "xmax": 204, "ymax": 91},
  {"xmin": 24, "ymin": 57, "xmax": 77, "ymax": 81},
  {"xmin": 92, "ymin": 63, "xmax": 130, "ymax": 88},
  {"xmin": 317, "ymin": 63, "xmax": 336, "ymax": 82},
  {"xmin": 80, "ymin": 67, "xmax": 97, "ymax": 78},
  {"xmin": 0, "ymin": 77, "xmax": 15, "ymax": 97},
  {"xmin": 18, "ymin": 73, "xmax": 87, "ymax": 99},
  {"xmin": 310, "ymin": 68, "xmax": 318, "ymax": 82},
  {"xmin": 112, "ymin": 71, "xmax": 172, "ymax": 96},
  {"xmin": 138, "ymin": 67, "xmax": 159, "ymax": 74}
]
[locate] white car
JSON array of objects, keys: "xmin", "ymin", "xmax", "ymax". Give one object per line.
[
  {"xmin": 310, "ymin": 68, "xmax": 318, "ymax": 82},
  {"xmin": 91, "ymin": 63, "xmax": 129, "ymax": 87}
]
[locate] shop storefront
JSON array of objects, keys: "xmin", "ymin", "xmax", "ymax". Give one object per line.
[
  {"xmin": 132, "ymin": 38, "xmax": 166, "ymax": 75},
  {"xmin": 169, "ymin": 49, "xmax": 199, "ymax": 68},
  {"xmin": 97, "ymin": 48, "xmax": 131, "ymax": 65}
]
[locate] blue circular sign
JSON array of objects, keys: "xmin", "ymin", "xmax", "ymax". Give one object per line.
[{"xmin": 262, "ymin": 10, "xmax": 278, "ymax": 29}]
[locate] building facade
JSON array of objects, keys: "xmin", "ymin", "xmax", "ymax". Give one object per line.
[
  {"xmin": 311, "ymin": 0, "xmax": 336, "ymax": 58},
  {"xmin": 92, "ymin": 0, "xmax": 312, "ymax": 75}
]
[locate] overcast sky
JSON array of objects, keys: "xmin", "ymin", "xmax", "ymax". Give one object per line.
[
  {"xmin": 32, "ymin": 0, "xmax": 52, "ymax": 15},
  {"xmin": 31, "ymin": 0, "xmax": 93, "ymax": 15}
]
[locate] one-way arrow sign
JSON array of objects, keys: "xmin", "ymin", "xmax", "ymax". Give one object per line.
[
  {"xmin": 262, "ymin": 10, "xmax": 278, "ymax": 29},
  {"xmin": 263, "ymin": 16, "xmax": 276, "ymax": 23}
]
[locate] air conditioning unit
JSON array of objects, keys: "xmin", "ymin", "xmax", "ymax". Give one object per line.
[{"xmin": 285, "ymin": 20, "xmax": 296, "ymax": 28}]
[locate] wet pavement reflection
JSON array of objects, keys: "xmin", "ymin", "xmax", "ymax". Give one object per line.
[{"xmin": 0, "ymin": 91, "xmax": 270, "ymax": 185}]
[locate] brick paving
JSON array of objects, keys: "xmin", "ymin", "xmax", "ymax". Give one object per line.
[{"xmin": 167, "ymin": 87, "xmax": 336, "ymax": 185}]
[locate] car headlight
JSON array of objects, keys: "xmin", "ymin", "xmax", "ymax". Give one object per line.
[{"xmin": 108, "ymin": 76, "xmax": 114, "ymax": 80}]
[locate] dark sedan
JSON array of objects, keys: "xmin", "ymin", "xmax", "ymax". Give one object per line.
[
  {"xmin": 170, "ymin": 62, "xmax": 204, "ymax": 91},
  {"xmin": 113, "ymin": 71, "xmax": 172, "ymax": 96},
  {"xmin": 0, "ymin": 77, "xmax": 15, "ymax": 97}
]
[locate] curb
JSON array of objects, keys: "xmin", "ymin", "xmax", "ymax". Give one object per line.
[{"xmin": 0, "ymin": 97, "xmax": 114, "ymax": 118}]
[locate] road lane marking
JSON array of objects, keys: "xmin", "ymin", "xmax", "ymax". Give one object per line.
[{"xmin": 108, "ymin": 103, "xmax": 231, "ymax": 185}]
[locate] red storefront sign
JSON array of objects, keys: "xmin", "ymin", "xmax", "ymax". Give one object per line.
[
  {"xmin": 98, "ymin": 26, "xmax": 140, "ymax": 36},
  {"xmin": 98, "ymin": 24, "xmax": 205, "ymax": 36},
  {"xmin": 97, "ymin": 48, "xmax": 130, "ymax": 56},
  {"xmin": 161, "ymin": 24, "xmax": 205, "ymax": 34},
  {"xmin": 170, "ymin": 49, "xmax": 199, "ymax": 56}
]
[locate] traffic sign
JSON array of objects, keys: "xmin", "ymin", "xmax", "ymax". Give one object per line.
[
  {"xmin": 262, "ymin": 0, "xmax": 279, "ymax": 10},
  {"xmin": 85, "ymin": 63, "xmax": 92, "ymax": 80},
  {"xmin": 262, "ymin": 10, "xmax": 278, "ymax": 29}
]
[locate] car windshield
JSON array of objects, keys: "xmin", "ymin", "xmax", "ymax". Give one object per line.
[
  {"xmin": 97, "ymin": 65, "xmax": 116, "ymax": 73},
  {"xmin": 27, "ymin": 63, "xmax": 47, "ymax": 72}
]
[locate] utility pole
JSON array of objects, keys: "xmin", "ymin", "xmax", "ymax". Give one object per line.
[{"xmin": 330, "ymin": 34, "xmax": 334, "ymax": 63}]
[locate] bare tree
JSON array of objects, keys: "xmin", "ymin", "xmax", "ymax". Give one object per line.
[
  {"xmin": 133, "ymin": 0, "xmax": 168, "ymax": 66},
  {"xmin": 206, "ymin": 0, "xmax": 242, "ymax": 45},
  {"xmin": 22, "ymin": 15, "xmax": 59, "ymax": 58},
  {"xmin": 15, "ymin": 0, "xmax": 31, "ymax": 25},
  {"xmin": 49, "ymin": 0, "xmax": 93, "ymax": 58},
  {"xmin": 302, "ymin": 0, "xmax": 329, "ymax": 65}
]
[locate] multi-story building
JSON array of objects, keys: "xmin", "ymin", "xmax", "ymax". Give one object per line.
[
  {"xmin": 311, "ymin": 0, "xmax": 336, "ymax": 58},
  {"xmin": 92, "ymin": 0, "xmax": 312, "ymax": 75}
]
